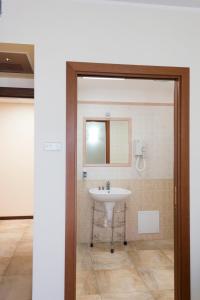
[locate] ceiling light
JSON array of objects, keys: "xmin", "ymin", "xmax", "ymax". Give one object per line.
[{"xmin": 5, "ymin": 57, "xmax": 12, "ymax": 62}]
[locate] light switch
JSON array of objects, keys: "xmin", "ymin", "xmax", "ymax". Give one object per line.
[{"xmin": 44, "ymin": 142, "xmax": 62, "ymax": 151}]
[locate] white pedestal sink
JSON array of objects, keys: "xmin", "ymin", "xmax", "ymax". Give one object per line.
[{"xmin": 89, "ymin": 187, "xmax": 132, "ymax": 225}]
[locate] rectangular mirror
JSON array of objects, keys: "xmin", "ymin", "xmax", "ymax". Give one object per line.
[{"xmin": 84, "ymin": 118, "xmax": 131, "ymax": 166}]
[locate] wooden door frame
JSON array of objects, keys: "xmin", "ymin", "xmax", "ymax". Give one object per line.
[{"xmin": 65, "ymin": 62, "xmax": 190, "ymax": 300}]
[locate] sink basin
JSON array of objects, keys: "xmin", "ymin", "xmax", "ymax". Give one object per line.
[
  {"xmin": 89, "ymin": 187, "xmax": 132, "ymax": 226},
  {"xmin": 89, "ymin": 187, "xmax": 131, "ymax": 202}
]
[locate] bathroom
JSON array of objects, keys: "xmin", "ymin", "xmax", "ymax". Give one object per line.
[{"xmin": 76, "ymin": 76, "xmax": 174, "ymax": 300}]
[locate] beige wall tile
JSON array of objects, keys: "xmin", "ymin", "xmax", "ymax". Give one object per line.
[{"xmin": 77, "ymin": 179, "xmax": 174, "ymax": 243}]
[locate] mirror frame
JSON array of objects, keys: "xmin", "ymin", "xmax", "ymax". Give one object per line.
[{"xmin": 83, "ymin": 117, "xmax": 132, "ymax": 167}]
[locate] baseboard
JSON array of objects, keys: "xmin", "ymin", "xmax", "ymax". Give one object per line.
[{"xmin": 0, "ymin": 216, "xmax": 33, "ymax": 220}]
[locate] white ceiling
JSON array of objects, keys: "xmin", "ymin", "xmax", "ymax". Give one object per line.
[
  {"xmin": 78, "ymin": 78, "xmax": 174, "ymax": 103},
  {"xmin": 108, "ymin": 0, "xmax": 200, "ymax": 8}
]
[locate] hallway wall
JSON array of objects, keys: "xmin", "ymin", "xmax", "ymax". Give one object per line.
[{"xmin": 0, "ymin": 102, "xmax": 34, "ymax": 216}]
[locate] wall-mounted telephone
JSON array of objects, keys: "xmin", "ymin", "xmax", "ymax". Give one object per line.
[{"xmin": 134, "ymin": 139, "xmax": 146, "ymax": 173}]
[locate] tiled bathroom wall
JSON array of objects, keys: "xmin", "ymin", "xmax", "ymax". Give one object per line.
[
  {"xmin": 77, "ymin": 179, "xmax": 173, "ymax": 243},
  {"xmin": 77, "ymin": 103, "xmax": 174, "ymax": 242},
  {"xmin": 77, "ymin": 104, "xmax": 174, "ymax": 180}
]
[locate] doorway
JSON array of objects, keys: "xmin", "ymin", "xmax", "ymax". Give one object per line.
[
  {"xmin": 65, "ymin": 62, "xmax": 190, "ymax": 300},
  {"xmin": 0, "ymin": 43, "xmax": 34, "ymax": 300}
]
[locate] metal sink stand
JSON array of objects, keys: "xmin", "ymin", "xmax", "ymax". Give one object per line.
[{"xmin": 90, "ymin": 200, "xmax": 127, "ymax": 253}]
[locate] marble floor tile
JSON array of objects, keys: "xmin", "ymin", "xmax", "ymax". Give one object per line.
[
  {"xmin": 5, "ymin": 256, "xmax": 32, "ymax": 276},
  {"xmin": 0, "ymin": 275, "xmax": 32, "ymax": 300},
  {"xmin": 76, "ymin": 242, "xmax": 175, "ymax": 299},
  {"xmin": 128, "ymin": 250, "xmax": 173, "ymax": 269},
  {"xmin": 0, "ymin": 220, "xmax": 33, "ymax": 299},
  {"xmin": 0, "ymin": 241, "xmax": 18, "ymax": 258},
  {"xmin": 77, "ymin": 244, "xmax": 93, "ymax": 271},
  {"xmin": 77, "ymin": 256, "xmax": 93, "ymax": 272},
  {"xmin": 91, "ymin": 251, "xmax": 134, "ymax": 270},
  {"xmin": 95, "ymin": 268, "xmax": 147, "ymax": 294},
  {"xmin": 0, "ymin": 220, "xmax": 30, "ymax": 233},
  {"xmin": 0, "ymin": 223, "xmax": 175, "ymax": 300},
  {"xmin": 77, "ymin": 295, "xmax": 101, "ymax": 300},
  {"xmin": 0, "ymin": 220, "xmax": 31, "ymax": 226},
  {"xmin": 0, "ymin": 258, "xmax": 10, "ymax": 276},
  {"xmin": 14, "ymin": 241, "xmax": 33, "ymax": 257},
  {"xmin": 134, "ymin": 240, "xmax": 174, "ymax": 251},
  {"xmin": 77, "ymin": 243, "xmax": 92, "ymax": 259},
  {"xmin": 138, "ymin": 267, "xmax": 174, "ymax": 291},
  {"xmin": 22, "ymin": 228, "xmax": 33, "ymax": 241},
  {"xmin": 0, "ymin": 231, "xmax": 24, "ymax": 242},
  {"xmin": 101, "ymin": 292, "xmax": 155, "ymax": 300},
  {"xmin": 152, "ymin": 289, "xmax": 174, "ymax": 299},
  {"xmin": 76, "ymin": 270, "xmax": 99, "ymax": 296},
  {"xmin": 155, "ymin": 240, "xmax": 174, "ymax": 250}
]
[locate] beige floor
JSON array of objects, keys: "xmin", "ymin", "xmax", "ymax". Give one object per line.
[
  {"xmin": 0, "ymin": 220, "xmax": 174, "ymax": 300},
  {"xmin": 76, "ymin": 240, "xmax": 174, "ymax": 300},
  {"xmin": 0, "ymin": 219, "xmax": 33, "ymax": 300}
]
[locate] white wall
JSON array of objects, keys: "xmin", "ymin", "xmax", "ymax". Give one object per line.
[
  {"xmin": 1, "ymin": 1, "xmax": 200, "ymax": 299},
  {"xmin": 0, "ymin": 102, "xmax": 34, "ymax": 216}
]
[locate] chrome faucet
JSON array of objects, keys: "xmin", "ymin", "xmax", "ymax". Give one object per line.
[{"xmin": 106, "ymin": 181, "xmax": 111, "ymax": 191}]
